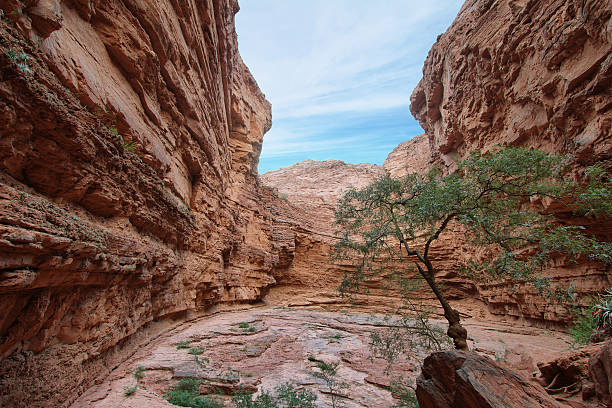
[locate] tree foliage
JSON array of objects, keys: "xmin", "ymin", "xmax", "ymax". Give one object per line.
[{"xmin": 334, "ymin": 146, "xmax": 611, "ymax": 350}]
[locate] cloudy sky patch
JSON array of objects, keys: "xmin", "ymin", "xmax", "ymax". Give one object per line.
[{"xmin": 235, "ymin": 0, "xmax": 464, "ymax": 173}]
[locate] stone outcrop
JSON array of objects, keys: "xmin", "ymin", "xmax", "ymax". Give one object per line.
[
  {"xmin": 410, "ymin": 0, "xmax": 611, "ymax": 172},
  {"xmin": 261, "ymin": 154, "xmax": 478, "ymax": 313},
  {"xmin": 589, "ymin": 341, "xmax": 612, "ymax": 405},
  {"xmin": 382, "ymin": 133, "xmax": 432, "ymax": 178},
  {"xmin": 416, "ymin": 350, "xmax": 560, "ymax": 408},
  {"xmin": 261, "ymin": 159, "xmax": 384, "ymax": 232},
  {"xmin": 0, "ymin": 1, "xmax": 298, "ymax": 406}
]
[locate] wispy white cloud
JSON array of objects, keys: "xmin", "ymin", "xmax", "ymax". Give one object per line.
[{"xmin": 235, "ymin": 0, "xmax": 464, "ymax": 173}]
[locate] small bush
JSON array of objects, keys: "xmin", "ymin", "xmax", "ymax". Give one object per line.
[
  {"xmin": 5, "ymin": 48, "xmax": 31, "ymax": 73},
  {"xmin": 188, "ymin": 346, "xmax": 205, "ymax": 355},
  {"xmin": 389, "ymin": 380, "xmax": 418, "ymax": 408},
  {"xmin": 165, "ymin": 378, "xmax": 222, "ymax": 408},
  {"xmin": 133, "ymin": 365, "xmax": 146, "ymax": 381},
  {"xmin": 124, "ymin": 384, "xmax": 138, "ymax": 397},
  {"xmin": 571, "ymin": 290, "xmax": 612, "ymax": 345},
  {"xmin": 177, "ymin": 341, "xmax": 192, "ymax": 349},
  {"xmin": 594, "ymin": 289, "xmax": 612, "ymax": 330},
  {"xmin": 238, "ymin": 322, "xmax": 250, "ymax": 329},
  {"xmin": 570, "ymin": 306, "xmax": 598, "ymax": 345},
  {"xmin": 194, "ymin": 355, "xmax": 209, "ymax": 368},
  {"xmin": 232, "ymin": 382, "xmax": 316, "ymax": 408}
]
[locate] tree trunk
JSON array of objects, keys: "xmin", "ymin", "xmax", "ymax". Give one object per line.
[{"xmin": 418, "ymin": 264, "xmax": 469, "ymax": 350}]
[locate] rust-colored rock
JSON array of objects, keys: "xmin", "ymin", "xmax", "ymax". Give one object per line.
[
  {"xmin": 0, "ymin": 1, "xmax": 293, "ymax": 406},
  {"xmin": 589, "ymin": 341, "xmax": 612, "ymax": 405},
  {"xmin": 416, "ymin": 350, "xmax": 560, "ymax": 408},
  {"xmin": 408, "ymin": 0, "xmax": 611, "ymax": 326},
  {"xmin": 410, "ymin": 0, "xmax": 611, "ymax": 171},
  {"xmin": 383, "ymin": 133, "xmax": 432, "ymax": 178}
]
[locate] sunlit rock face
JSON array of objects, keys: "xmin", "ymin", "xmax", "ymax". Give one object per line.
[
  {"xmin": 410, "ymin": 0, "xmax": 611, "ymax": 172},
  {"xmin": 409, "ymin": 0, "xmax": 611, "ymax": 324},
  {"xmin": 0, "ymin": 0, "xmax": 297, "ymax": 405}
]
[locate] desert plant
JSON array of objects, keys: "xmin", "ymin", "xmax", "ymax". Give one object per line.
[
  {"xmin": 188, "ymin": 346, "xmax": 205, "ymax": 355},
  {"xmin": 232, "ymin": 382, "xmax": 316, "ymax": 408},
  {"xmin": 165, "ymin": 378, "xmax": 222, "ymax": 408},
  {"xmin": 177, "ymin": 341, "xmax": 192, "ymax": 349},
  {"xmin": 313, "ymin": 361, "xmax": 347, "ymax": 408},
  {"xmin": 571, "ymin": 289, "xmax": 612, "ymax": 344},
  {"xmin": 594, "ymin": 289, "xmax": 612, "ymax": 330},
  {"xmin": 389, "ymin": 380, "xmax": 418, "ymax": 408},
  {"xmin": 5, "ymin": 48, "xmax": 31, "ymax": 73},
  {"xmin": 133, "ymin": 365, "xmax": 146, "ymax": 381},
  {"xmin": 124, "ymin": 384, "xmax": 138, "ymax": 397},
  {"xmin": 334, "ymin": 147, "xmax": 612, "ymax": 350}
]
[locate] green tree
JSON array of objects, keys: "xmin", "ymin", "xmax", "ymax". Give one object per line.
[{"xmin": 334, "ymin": 147, "xmax": 611, "ymax": 350}]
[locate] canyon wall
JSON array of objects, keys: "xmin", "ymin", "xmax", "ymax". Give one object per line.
[
  {"xmin": 0, "ymin": 1, "xmax": 298, "ymax": 406},
  {"xmin": 410, "ymin": 0, "xmax": 611, "ymax": 324}
]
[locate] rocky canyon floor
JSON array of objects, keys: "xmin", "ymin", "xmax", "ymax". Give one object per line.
[{"xmin": 71, "ymin": 305, "xmax": 573, "ymax": 408}]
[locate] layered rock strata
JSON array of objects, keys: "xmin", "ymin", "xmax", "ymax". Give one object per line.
[
  {"xmin": 0, "ymin": 1, "xmax": 299, "ymax": 406},
  {"xmin": 410, "ymin": 0, "xmax": 612, "ymax": 325}
]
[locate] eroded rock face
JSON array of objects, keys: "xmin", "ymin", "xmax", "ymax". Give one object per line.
[
  {"xmin": 409, "ymin": 0, "xmax": 611, "ymax": 326},
  {"xmin": 261, "ymin": 159, "xmax": 384, "ymax": 232},
  {"xmin": 0, "ymin": 1, "xmax": 293, "ymax": 406},
  {"xmin": 416, "ymin": 350, "xmax": 560, "ymax": 408},
  {"xmin": 410, "ymin": 0, "xmax": 612, "ymax": 171},
  {"xmin": 383, "ymin": 133, "xmax": 432, "ymax": 178}
]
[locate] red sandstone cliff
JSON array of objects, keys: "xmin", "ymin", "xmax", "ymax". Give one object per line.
[
  {"xmin": 409, "ymin": 0, "xmax": 611, "ymax": 325},
  {"xmin": 0, "ymin": 1, "xmax": 297, "ymax": 406},
  {"xmin": 410, "ymin": 0, "xmax": 611, "ymax": 172}
]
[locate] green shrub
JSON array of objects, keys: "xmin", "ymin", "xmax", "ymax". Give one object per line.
[
  {"xmin": 188, "ymin": 346, "xmax": 205, "ymax": 355},
  {"xmin": 389, "ymin": 380, "xmax": 418, "ymax": 408},
  {"xmin": 177, "ymin": 341, "xmax": 192, "ymax": 349},
  {"xmin": 124, "ymin": 384, "xmax": 138, "ymax": 397},
  {"xmin": 571, "ymin": 289, "xmax": 612, "ymax": 345},
  {"xmin": 232, "ymin": 383, "xmax": 316, "ymax": 408},
  {"xmin": 164, "ymin": 378, "xmax": 222, "ymax": 408},
  {"xmin": 238, "ymin": 322, "xmax": 250, "ymax": 329},
  {"xmin": 570, "ymin": 306, "xmax": 598, "ymax": 345},
  {"xmin": 595, "ymin": 289, "xmax": 612, "ymax": 330},
  {"xmin": 133, "ymin": 365, "xmax": 146, "ymax": 381}
]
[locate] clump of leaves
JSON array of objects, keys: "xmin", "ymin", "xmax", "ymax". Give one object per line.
[
  {"xmin": 594, "ymin": 289, "xmax": 612, "ymax": 330},
  {"xmin": 237, "ymin": 322, "xmax": 256, "ymax": 332},
  {"xmin": 133, "ymin": 365, "xmax": 146, "ymax": 381},
  {"xmin": 164, "ymin": 378, "xmax": 222, "ymax": 408},
  {"xmin": 124, "ymin": 384, "xmax": 138, "ymax": 397},
  {"xmin": 232, "ymin": 382, "xmax": 316, "ymax": 408},
  {"xmin": 571, "ymin": 289, "xmax": 612, "ymax": 345},
  {"xmin": 177, "ymin": 341, "xmax": 192, "ymax": 350},
  {"xmin": 194, "ymin": 355, "xmax": 209, "ymax": 368},
  {"xmin": 570, "ymin": 306, "xmax": 599, "ymax": 345},
  {"xmin": 5, "ymin": 47, "xmax": 31, "ymax": 73},
  {"xmin": 188, "ymin": 346, "xmax": 205, "ymax": 355}
]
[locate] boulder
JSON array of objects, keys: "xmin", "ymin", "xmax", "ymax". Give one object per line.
[
  {"xmin": 416, "ymin": 350, "xmax": 559, "ymax": 408},
  {"xmin": 588, "ymin": 341, "xmax": 612, "ymax": 405}
]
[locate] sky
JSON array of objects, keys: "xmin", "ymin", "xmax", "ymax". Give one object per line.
[{"xmin": 235, "ymin": 1, "xmax": 464, "ymax": 174}]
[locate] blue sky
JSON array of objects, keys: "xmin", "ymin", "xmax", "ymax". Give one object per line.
[{"xmin": 235, "ymin": 1, "xmax": 464, "ymax": 173}]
